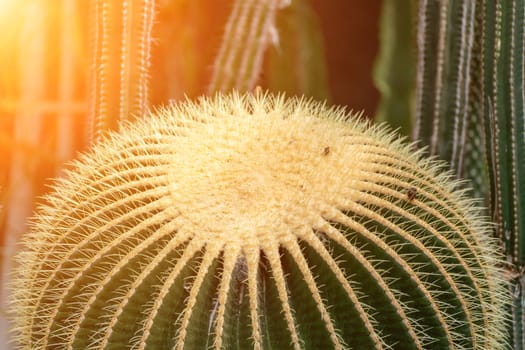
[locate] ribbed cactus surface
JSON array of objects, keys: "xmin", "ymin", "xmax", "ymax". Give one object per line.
[{"xmin": 10, "ymin": 93, "xmax": 508, "ymax": 349}]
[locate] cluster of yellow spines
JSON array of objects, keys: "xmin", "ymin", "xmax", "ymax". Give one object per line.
[{"xmin": 10, "ymin": 92, "xmax": 508, "ymax": 349}]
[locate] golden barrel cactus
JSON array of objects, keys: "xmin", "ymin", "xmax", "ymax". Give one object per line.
[{"xmin": 10, "ymin": 92, "xmax": 508, "ymax": 349}]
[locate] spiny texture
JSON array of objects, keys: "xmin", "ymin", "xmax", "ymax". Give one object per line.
[{"xmin": 10, "ymin": 93, "xmax": 508, "ymax": 349}]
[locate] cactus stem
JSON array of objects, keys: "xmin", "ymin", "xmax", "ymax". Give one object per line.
[{"xmin": 10, "ymin": 92, "xmax": 510, "ymax": 349}]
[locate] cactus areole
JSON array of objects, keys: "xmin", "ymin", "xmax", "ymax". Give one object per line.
[{"xmin": 10, "ymin": 92, "xmax": 508, "ymax": 349}]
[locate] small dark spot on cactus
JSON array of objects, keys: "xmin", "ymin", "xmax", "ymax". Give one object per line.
[
  {"xmin": 407, "ymin": 187, "xmax": 417, "ymax": 201},
  {"xmin": 322, "ymin": 146, "xmax": 330, "ymax": 156}
]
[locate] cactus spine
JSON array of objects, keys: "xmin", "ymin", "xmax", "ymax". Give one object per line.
[{"xmin": 10, "ymin": 92, "xmax": 508, "ymax": 349}]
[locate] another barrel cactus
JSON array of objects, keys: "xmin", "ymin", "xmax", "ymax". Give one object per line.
[{"xmin": 10, "ymin": 92, "xmax": 509, "ymax": 349}]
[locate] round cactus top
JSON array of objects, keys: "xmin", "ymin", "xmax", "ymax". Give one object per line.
[
  {"xmin": 10, "ymin": 92, "xmax": 509, "ymax": 350},
  {"xmin": 166, "ymin": 94, "xmax": 373, "ymax": 251}
]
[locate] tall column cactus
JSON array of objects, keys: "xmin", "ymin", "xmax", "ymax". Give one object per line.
[
  {"xmin": 10, "ymin": 92, "xmax": 508, "ymax": 349},
  {"xmin": 207, "ymin": 0, "xmax": 289, "ymax": 93},
  {"xmin": 264, "ymin": 0, "xmax": 330, "ymax": 101},
  {"xmin": 88, "ymin": 0, "xmax": 156, "ymax": 143},
  {"xmin": 413, "ymin": 1, "xmax": 484, "ymax": 194},
  {"xmin": 413, "ymin": 1, "xmax": 525, "ymax": 347}
]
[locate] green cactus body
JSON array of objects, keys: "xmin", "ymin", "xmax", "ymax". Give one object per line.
[{"xmin": 10, "ymin": 93, "xmax": 508, "ymax": 349}]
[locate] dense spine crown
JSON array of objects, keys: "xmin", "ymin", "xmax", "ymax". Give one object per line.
[{"xmin": 10, "ymin": 93, "xmax": 508, "ymax": 349}]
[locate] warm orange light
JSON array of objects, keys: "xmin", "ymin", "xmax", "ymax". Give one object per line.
[{"xmin": 0, "ymin": 0, "xmax": 18, "ymax": 21}]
